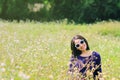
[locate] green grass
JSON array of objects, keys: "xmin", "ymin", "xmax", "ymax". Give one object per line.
[{"xmin": 0, "ymin": 20, "xmax": 120, "ymax": 80}]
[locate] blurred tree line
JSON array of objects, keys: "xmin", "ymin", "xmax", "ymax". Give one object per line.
[{"xmin": 0, "ymin": 0, "xmax": 120, "ymax": 23}]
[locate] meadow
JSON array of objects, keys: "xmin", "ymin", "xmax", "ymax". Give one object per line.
[{"xmin": 0, "ymin": 20, "xmax": 120, "ymax": 80}]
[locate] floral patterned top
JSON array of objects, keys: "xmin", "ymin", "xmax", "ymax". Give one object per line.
[{"xmin": 69, "ymin": 51, "xmax": 102, "ymax": 79}]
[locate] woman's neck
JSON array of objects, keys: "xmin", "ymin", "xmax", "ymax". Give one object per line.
[{"xmin": 80, "ymin": 50, "xmax": 92, "ymax": 57}]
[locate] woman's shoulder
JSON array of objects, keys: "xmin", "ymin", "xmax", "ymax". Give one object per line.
[
  {"xmin": 70, "ymin": 55, "xmax": 77, "ymax": 62},
  {"xmin": 92, "ymin": 51, "xmax": 101, "ymax": 57}
]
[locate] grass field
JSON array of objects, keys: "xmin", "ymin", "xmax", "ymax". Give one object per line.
[{"xmin": 0, "ymin": 20, "xmax": 120, "ymax": 80}]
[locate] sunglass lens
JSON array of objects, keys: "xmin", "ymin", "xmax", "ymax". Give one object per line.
[
  {"xmin": 76, "ymin": 44, "xmax": 79, "ymax": 48},
  {"xmin": 80, "ymin": 40, "xmax": 84, "ymax": 44}
]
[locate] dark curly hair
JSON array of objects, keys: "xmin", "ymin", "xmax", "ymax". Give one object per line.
[{"xmin": 71, "ymin": 35, "xmax": 90, "ymax": 58}]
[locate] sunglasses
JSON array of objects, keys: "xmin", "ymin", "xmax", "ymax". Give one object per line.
[{"xmin": 75, "ymin": 39, "xmax": 85, "ymax": 48}]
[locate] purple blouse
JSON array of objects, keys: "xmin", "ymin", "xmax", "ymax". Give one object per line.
[{"xmin": 69, "ymin": 51, "xmax": 102, "ymax": 78}]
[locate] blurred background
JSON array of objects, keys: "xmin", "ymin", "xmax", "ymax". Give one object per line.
[
  {"xmin": 0, "ymin": 0, "xmax": 120, "ymax": 23},
  {"xmin": 0, "ymin": 0, "xmax": 120, "ymax": 80}
]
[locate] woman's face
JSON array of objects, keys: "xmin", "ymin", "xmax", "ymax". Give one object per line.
[{"xmin": 74, "ymin": 39, "xmax": 87, "ymax": 51}]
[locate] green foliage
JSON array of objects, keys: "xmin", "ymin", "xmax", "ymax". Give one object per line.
[
  {"xmin": 0, "ymin": 0, "xmax": 120, "ymax": 23},
  {"xmin": 51, "ymin": 0, "xmax": 120, "ymax": 23},
  {"xmin": 99, "ymin": 26, "xmax": 120, "ymax": 37},
  {"xmin": 7, "ymin": 0, "xmax": 29, "ymax": 20},
  {"xmin": 0, "ymin": 0, "xmax": 50, "ymax": 21}
]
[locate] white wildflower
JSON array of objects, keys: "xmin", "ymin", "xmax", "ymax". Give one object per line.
[
  {"xmin": 1, "ymin": 68, "xmax": 6, "ymax": 72},
  {"xmin": 0, "ymin": 63, "xmax": 6, "ymax": 67},
  {"xmin": 18, "ymin": 71, "xmax": 30, "ymax": 80}
]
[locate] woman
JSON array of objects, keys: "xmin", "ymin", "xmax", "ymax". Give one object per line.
[{"xmin": 69, "ymin": 35, "xmax": 102, "ymax": 80}]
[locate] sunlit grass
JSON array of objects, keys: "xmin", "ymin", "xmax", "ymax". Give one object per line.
[{"xmin": 0, "ymin": 20, "xmax": 120, "ymax": 80}]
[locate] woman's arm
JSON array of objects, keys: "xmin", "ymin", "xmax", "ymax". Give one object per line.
[{"xmin": 93, "ymin": 52, "xmax": 102, "ymax": 80}]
